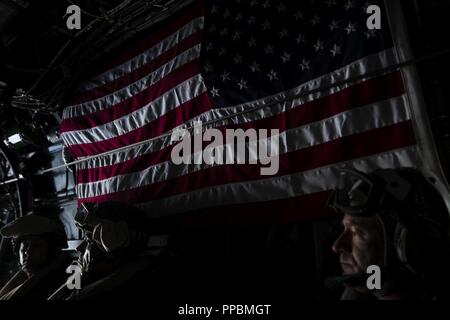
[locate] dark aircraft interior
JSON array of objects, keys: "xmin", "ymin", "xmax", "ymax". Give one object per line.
[{"xmin": 0, "ymin": 0, "xmax": 450, "ymax": 308}]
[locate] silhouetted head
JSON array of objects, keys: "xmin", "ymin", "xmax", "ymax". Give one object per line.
[
  {"xmin": 0, "ymin": 214, "xmax": 67, "ymax": 276},
  {"xmin": 74, "ymin": 202, "xmax": 150, "ymax": 277}
]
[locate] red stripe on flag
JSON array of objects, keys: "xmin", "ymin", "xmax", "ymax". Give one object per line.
[
  {"xmin": 68, "ymin": 91, "xmax": 211, "ymax": 158},
  {"xmin": 76, "ymin": 71, "xmax": 405, "ymax": 183},
  {"xmin": 228, "ymin": 71, "xmax": 405, "ymax": 132},
  {"xmin": 61, "ymin": 59, "xmax": 201, "ymax": 137},
  {"xmin": 71, "ymin": 1, "xmax": 205, "ymax": 91},
  {"xmin": 78, "ymin": 120, "xmax": 416, "ymax": 204},
  {"xmin": 68, "ymin": 31, "xmax": 204, "ymax": 106}
]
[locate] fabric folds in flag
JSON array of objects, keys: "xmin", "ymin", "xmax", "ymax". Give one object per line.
[{"xmin": 61, "ymin": 0, "xmax": 426, "ymax": 223}]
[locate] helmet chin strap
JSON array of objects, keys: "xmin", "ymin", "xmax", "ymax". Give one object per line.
[
  {"xmin": 325, "ymin": 267, "xmax": 391, "ymax": 292},
  {"xmin": 324, "ymin": 272, "xmax": 369, "ymax": 290}
]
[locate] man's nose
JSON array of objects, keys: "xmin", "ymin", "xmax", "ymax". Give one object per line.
[{"xmin": 332, "ymin": 230, "xmax": 351, "ymax": 254}]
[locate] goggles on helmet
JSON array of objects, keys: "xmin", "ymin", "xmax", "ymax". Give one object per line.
[{"xmin": 327, "ymin": 169, "xmax": 409, "ymax": 217}]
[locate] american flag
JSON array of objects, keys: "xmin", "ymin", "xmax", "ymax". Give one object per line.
[{"xmin": 60, "ymin": 0, "xmax": 424, "ymax": 223}]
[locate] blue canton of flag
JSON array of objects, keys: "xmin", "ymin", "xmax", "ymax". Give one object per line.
[{"xmin": 200, "ymin": 0, "xmax": 392, "ymax": 108}]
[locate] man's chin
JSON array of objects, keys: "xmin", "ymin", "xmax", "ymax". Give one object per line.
[
  {"xmin": 341, "ymin": 263, "xmax": 359, "ymax": 275},
  {"xmin": 339, "ymin": 266, "xmax": 370, "ymax": 292},
  {"xmin": 21, "ymin": 266, "xmax": 33, "ymax": 275},
  {"xmin": 22, "ymin": 264, "xmax": 43, "ymax": 275}
]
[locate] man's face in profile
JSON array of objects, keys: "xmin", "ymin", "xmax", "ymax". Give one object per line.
[
  {"xmin": 19, "ymin": 236, "xmax": 50, "ymax": 276},
  {"xmin": 77, "ymin": 234, "xmax": 121, "ymax": 277},
  {"xmin": 332, "ymin": 214, "xmax": 385, "ymax": 281}
]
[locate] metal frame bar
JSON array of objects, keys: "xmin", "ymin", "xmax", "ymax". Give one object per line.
[{"xmin": 384, "ymin": 0, "xmax": 450, "ymax": 211}]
